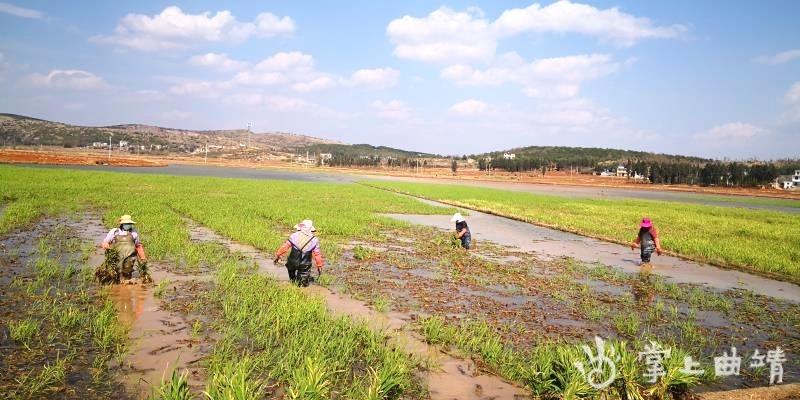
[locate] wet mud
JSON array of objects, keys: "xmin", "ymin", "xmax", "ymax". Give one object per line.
[
  {"xmin": 327, "ymin": 222, "xmax": 800, "ymax": 392},
  {"xmin": 383, "ymin": 197, "xmax": 800, "ymax": 303},
  {"xmin": 184, "ymin": 220, "xmax": 529, "ymax": 400},
  {"xmin": 73, "ymin": 215, "xmax": 210, "ymax": 398}
]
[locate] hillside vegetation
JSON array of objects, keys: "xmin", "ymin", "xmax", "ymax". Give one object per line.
[{"xmin": 0, "ymin": 113, "xmax": 337, "ymax": 154}]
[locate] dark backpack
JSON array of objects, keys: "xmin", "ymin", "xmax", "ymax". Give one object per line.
[{"xmin": 286, "ymin": 235, "xmax": 315, "ymax": 267}]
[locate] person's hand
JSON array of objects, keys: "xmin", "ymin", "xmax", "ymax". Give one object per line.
[
  {"xmin": 317, "ymin": 266, "xmax": 322, "ymax": 276},
  {"xmin": 630, "ymin": 244, "xmax": 635, "ymax": 251},
  {"xmin": 656, "ymin": 249, "xmax": 662, "ymax": 256},
  {"xmin": 101, "ymin": 242, "xmax": 110, "ymax": 250},
  {"xmin": 273, "ymin": 257, "xmax": 280, "ymax": 265}
]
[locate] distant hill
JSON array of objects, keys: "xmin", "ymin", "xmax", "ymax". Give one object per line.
[
  {"xmin": 0, "ymin": 113, "xmax": 339, "ymax": 155},
  {"xmin": 301, "ymin": 143, "xmax": 438, "ymax": 159},
  {"xmin": 474, "ymin": 146, "xmax": 711, "ymax": 168}
]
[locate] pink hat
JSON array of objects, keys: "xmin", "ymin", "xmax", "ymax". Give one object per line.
[{"xmin": 640, "ymin": 217, "xmax": 652, "ymax": 228}]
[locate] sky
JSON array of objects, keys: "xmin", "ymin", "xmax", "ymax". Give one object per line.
[{"xmin": 0, "ymin": 1, "xmax": 798, "ymax": 159}]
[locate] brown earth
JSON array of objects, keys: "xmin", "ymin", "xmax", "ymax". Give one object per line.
[{"xmin": 0, "ymin": 149, "xmax": 165, "ymax": 167}]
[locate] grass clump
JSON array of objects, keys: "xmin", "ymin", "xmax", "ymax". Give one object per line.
[{"xmin": 208, "ymin": 260, "xmax": 420, "ymax": 398}]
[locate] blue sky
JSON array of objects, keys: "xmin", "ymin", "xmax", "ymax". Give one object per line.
[{"xmin": 0, "ymin": 1, "xmax": 798, "ymax": 159}]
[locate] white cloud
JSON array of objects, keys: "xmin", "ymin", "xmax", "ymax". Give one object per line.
[
  {"xmin": 448, "ymin": 99, "xmax": 488, "ymax": 116},
  {"xmin": 786, "ymin": 82, "xmax": 800, "ymax": 104},
  {"xmin": 27, "ymin": 69, "xmax": 107, "ymax": 90},
  {"xmin": 231, "ymin": 52, "xmax": 314, "ymax": 86},
  {"xmin": 696, "ymin": 122, "xmax": 768, "ymax": 140},
  {"xmin": 386, "ymin": 7, "xmax": 495, "ymax": 63},
  {"xmin": 754, "ymin": 49, "xmax": 800, "ymax": 65},
  {"xmin": 370, "ymin": 100, "xmax": 410, "ymax": 119},
  {"xmin": 0, "ymin": 2, "xmax": 45, "ymax": 19},
  {"xmin": 223, "ymin": 93, "xmax": 312, "ymax": 112},
  {"xmin": 347, "ymin": 68, "xmax": 400, "ymax": 89},
  {"xmin": 189, "ymin": 53, "xmax": 249, "ymax": 71},
  {"xmin": 254, "ymin": 51, "xmax": 313, "ymax": 72},
  {"xmin": 494, "ymin": 0, "xmax": 686, "ymax": 46},
  {"xmin": 386, "ymin": 2, "xmax": 685, "ymax": 64},
  {"xmin": 253, "ymin": 12, "xmax": 296, "ymax": 37},
  {"xmin": 90, "ymin": 6, "xmax": 295, "ymax": 51},
  {"xmin": 160, "ymin": 110, "xmax": 192, "ymax": 120},
  {"xmin": 442, "ymin": 53, "xmax": 623, "ymax": 98},
  {"xmin": 292, "ymin": 76, "xmax": 337, "ymax": 92},
  {"xmin": 168, "ymin": 80, "xmax": 227, "ymax": 98}
]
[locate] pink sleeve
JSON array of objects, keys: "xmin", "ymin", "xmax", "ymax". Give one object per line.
[{"xmin": 102, "ymin": 229, "xmax": 115, "ymax": 244}]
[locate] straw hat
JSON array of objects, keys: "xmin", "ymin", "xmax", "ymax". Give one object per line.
[
  {"xmin": 294, "ymin": 219, "xmax": 316, "ymax": 232},
  {"xmin": 450, "ymin": 213, "xmax": 465, "ymax": 223},
  {"xmin": 118, "ymin": 215, "xmax": 136, "ymax": 224}
]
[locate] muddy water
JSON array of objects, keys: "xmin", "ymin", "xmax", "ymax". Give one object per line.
[
  {"xmin": 382, "ymin": 198, "xmax": 800, "ymax": 303},
  {"xmin": 185, "ymin": 221, "xmax": 528, "ymax": 400},
  {"xmin": 73, "ymin": 216, "xmax": 206, "ymax": 397}
]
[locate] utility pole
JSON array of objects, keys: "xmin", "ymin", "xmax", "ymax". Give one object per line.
[
  {"xmin": 108, "ymin": 133, "xmax": 113, "ymax": 160},
  {"xmin": 204, "ymin": 143, "xmax": 208, "ymax": 164},
  {"xmin": 247, "ymin": 122, "xmax": 252, "ymax": 148}
]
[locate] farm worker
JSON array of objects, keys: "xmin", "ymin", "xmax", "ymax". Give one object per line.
[
  {"xmin": 273, "ymin": 219, "xmax": 324, "ymax": 287},
  {"xmin": 451, "ymin": 213, "xmax": 471, "ymax": 249},
  {"xmin": 631, "ymin": 217, "xmax": 662, "ymax": 265},
  {"xmin": 101, "ymin": 215, "xmax": 147, "ymax": 280}
]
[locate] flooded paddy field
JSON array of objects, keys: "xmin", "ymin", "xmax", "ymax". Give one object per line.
[{"xmin": 2, "ymin": 164, "xmax": 799, "ymax": 399}]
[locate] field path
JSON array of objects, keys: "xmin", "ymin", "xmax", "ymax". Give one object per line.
[
  {"xmin": 185, "ymin": 219, "xmax": 529, "ymax": 400},
  {"xmin": 383, "ymin": 196, "xmax": 800, "ymax": 303}
]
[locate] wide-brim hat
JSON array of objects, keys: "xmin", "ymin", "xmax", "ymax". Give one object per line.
[
  {"xmin": 640, "ymin": 217, "xmax": 652, "ymax": 228},
  {"xmin": 450, "ymin": 213, "xmax": 465, "ymax": 223},
  {"xmin": 119, "ymin": 215, "xmax": 136, "ymax": 225},
  {"xmin": 294, "ymin": 219, "xmax": 316, "ymax": 232}
]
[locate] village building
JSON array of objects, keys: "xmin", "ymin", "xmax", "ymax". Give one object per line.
[
  {"xmin": 774, "ymin": 170, "xmax": 800, "ymax": 190},
  {"xmin": 616, "ymin": 165, "xmax": 629, "ymax": 177},
  {"xmin": 502, "ymin": 152, "xmax": 516, "ymax": 160}
]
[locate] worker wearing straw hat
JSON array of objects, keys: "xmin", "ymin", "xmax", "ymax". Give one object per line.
[
  {"xmin": 99, "ymin": 214, "xmax": 149, "ymax": 282},
  {"xmin": 274, "ymin": 219, "xmax": 325, "ymax": 287},
  {"xmin": 451, "ymin": 213, "xmax": 471, "ymax": 250}
]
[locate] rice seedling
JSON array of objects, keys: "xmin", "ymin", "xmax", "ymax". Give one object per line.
[
  {"xmin": 373, "ymin": 295, "xmax": 391, "ymax": 313},
  {"xmin": 9, "ymin": 318, "xmax": 40, "ymax": 349},
  {"xmin": 13, "ymin": 354, "xmax": 68, "ymax": 398},
  {"xmin": 154, "ymin": 279, "xmax": 171, "ymax": 298},
  {"xmin": 613, "ymin": 313, "xmax": 641, "ymax": 338},
  {"xmin": 151, "ymin": 368, "xmax": 195, "ymax": 400},
  {"xmin": 365, "ymin": 180, "xmax": 800, "ymax": 281},
  {"xmin": 203, "ymin": 356, "xmax": 266, "ymax": 400}
]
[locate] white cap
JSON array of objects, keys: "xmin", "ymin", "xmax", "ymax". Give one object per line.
[{"xmin": 450, "ymin": 213, "xmax": 465, "ymax": 223}]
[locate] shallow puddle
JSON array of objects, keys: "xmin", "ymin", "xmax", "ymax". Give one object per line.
[
  {"xmin": 73, "ymin": 215, "xmax": 207, "ymax": 398},
  {"xmin": 185, "ymin": 220, "xmax": 529, "ymax": 400},
  {"xmin": 383, "ymin": 200, "xmax": 800, "ymax": 303}
]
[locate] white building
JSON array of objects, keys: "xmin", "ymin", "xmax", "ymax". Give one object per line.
[
  {"xmin": 616, "ymin": 165, "xmax": 628, "ymax": 177},
  {"xmin": 775, "ymin": 170, "xmax": 800, "ymax": 190},
  {"xmin": 319, "ymin": 153, "xmax": 333, "ymax": 160},
  {"xmin": 502, "ymin": 152, "xmax": 516, "ymax": 160}
]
